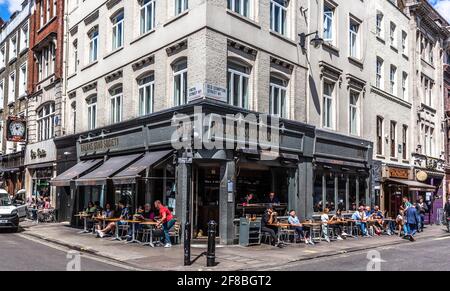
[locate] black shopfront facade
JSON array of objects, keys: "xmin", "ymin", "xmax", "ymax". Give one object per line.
[{"xmin": 53, "ymin": 99, "xmax": 372, "ymax": 245}]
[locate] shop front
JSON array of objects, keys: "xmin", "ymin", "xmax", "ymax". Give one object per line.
[
  {"xmin": 312, "ymin": 130, "xmax": 372, "ymax": 216},
  {"xmin": 0, "ymin": 151, "xmax": 25, "ymax": 196}
]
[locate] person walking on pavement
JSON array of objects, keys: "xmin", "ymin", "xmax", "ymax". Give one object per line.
[
  {"xmin": 405, "ymin": 205, "xmax": 420, "ymax": 241},
  {"xmin": 416, "ymin": 198, "xmax": 428, "ymax": 232}
]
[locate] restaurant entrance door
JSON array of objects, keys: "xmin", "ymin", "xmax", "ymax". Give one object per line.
[{"xmin": 193, "ymin": 165, "xmax": 220, "ymax": 239}]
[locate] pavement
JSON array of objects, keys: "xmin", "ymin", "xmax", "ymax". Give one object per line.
[{"xmin": 17, "ymin": 221, "xmax": 450, "ymax": 271}]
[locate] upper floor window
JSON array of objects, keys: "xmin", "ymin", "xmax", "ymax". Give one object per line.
[
  {"xmin": 140, "ymin": 0, "xmax": 156, "ymax": 35},
  {"xmin": 19, "ymin": 63, "xmax": 27, "ymax": 97},
  {"xmin": 175, "ymin": 0, "xmax": 189, "ymax": 15},
  {"xmin": 349, "ymin": 91, "xmax": 360, "ymax": 136},
  {"xmin": 390, "ymin": 65, "xmax": 397, "ymax": 96},
  {"xmin": 269, "ymin": 76, "xmax": 287, "ymax": 118},
  {"xmin": 173, "ymin": 59, "xmax": 188, "ymax": 106},
  {"xmin": 88, "ymin": 28, "xmax": 99, "ymax": 63},
  {"xmin": 227, "ymin": 61, "xmax": 250, "ymax": 109},
  {"xmin": 87, "ymin": 96, "xmax": 97, "ymax": 130},
  {"xmin": 8, "ymin": 72, "xmax": 15, "ymax": 104},
  {"xmin": 402, "ymin": 125, "xmax": 408, "ymax": 160},
  {"xmin": 270, "ymin": 0, "xmax": 287, "ymax": 36},
  {"xmin": 138, "ymin": 75, "xmax": 155, "ymax": 116},
  {"xmin": 20, "ymin": 22, "xmax": 29, "ymax": 52},
  {"xmin": 376, "ymin": 57, "xmax": 384, "ymax": 89},
  {"xmin": 112, "ymin": 11, "xmax": 124, "ymax": 50},
  {"xmin": 376, "ymin": 12, "xmax": 383, "ymax": 38},
  {"xmin": 323, "ymin": 2, "xmax": 335, "ymax": 44},
  {"xmin": 322, "ymin": 81, "xmax": 335, "ymax": 129},
  {"xmin": 389, "ymin": 22, "xmax": 396, "ymax": 47},
  {"xmin": 0, "ymin": 81, "xmax": 3, "ymax": 110},
  {"xmin": 429, "ymin": 42, "xmax": 434, "ymax": 64},
  {"xmin": 349, "ymin": 17, "xmax": 361, "ymax": 59},
  {"xmin": 227, "ymin": 0, "xmax": 250, "ymax": 17},
  {"xmin": 38, "ymin": 43, "xmax": 55, "ymax": 81},
  {"xmin": 390, "ymin": 121, "xmax": 397, "ymax": 158},
  {"xmin": 71, "ymin": 40, "xmax": 78, "ymax": 74},
  {"xmin": 37, "ymin": 103, "xmax": 55, "ymax": 141},
  {"xmin": 110, "ymin": 87, "xmax": 123, "ymax": 124},
  {"xmin": 402, "ymin": 72, "xmax": 408, "ymax": 101},
  {"xmin": 0, "ymin": 45, "xmax": 5, "ymax": 68},
  {"xmin": 401, "ymin": 31, "xmax": 407, "ymax": 55},
  {"xmin": 9, "ymin": 34, "xmax": 18, "ymax": 61},
  {"xmin": 423, "ymin": 78, "xmax": 433, "ymax": 107}
]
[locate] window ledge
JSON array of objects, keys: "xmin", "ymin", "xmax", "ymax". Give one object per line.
[
  {"xmin": 19, "ymin": 47, "xmax": 28, "ymax": 57},
  {"xmin": 36, "ymin": 73, "xmax": 56, "ymax": 86},
  {"xmin": 18, "ymin": 93, "xmax": 27, "ymax": 100},
  {"xmin": 8, "ymin": 56, "xmax": 17, "ymax": 65},
  {"xmin": 0, "ymin": 66, "xmax": 5, "ymax": 74},
  {"xmin": 390, "ymin": 45, "xmax": 398, "ymax": 53},
  {"xmin": 164, "ymin": 10, "xmax": 189, "ymax": 27},
  {"xmin": 7, "ymin": 100, "xmax": 15, "ymax": 107},
  {"xmin": 103, "ymin": 47, "xmax": 123, "ymax": 60},
  {"xmin": 421, "ymin": 58, "xmax": 435, "ymax": 69},
  {"xmin": 402, "ymin": 159, "xmax": 410, "ymax": 164},
  {"xmin": 130, "ymin": 29, "xmax": 156, "ymax": 45},
  {"xmin": 375, "ymin": 155, "xmax": 386, "ymax": 160},
  {"xmin": 390, "ymin": 157, "xmax": 399, "ymax": 162},
  {"xmin": 37, "ymin": 16, "xmax": 57, "ymax": 34},
  {"xmin": 348, "ymin": 56, "xmax": 364, "ymax": 68},
  {"xmin": 67, "ymin": 73, "xmax": 77, "ymax": 80},
  {"xmin": 420, "ymin": 103, "xmax": 436, "ymax": 113},
  {"xmin": 322, "ymin": 42, "xmax": 339, "ymax": 54},
  {"xmin": 81, "ymin": 61, "xmax": 98, "ymax": 71},
  {"xmin": 226, "ymin": 10, "xmax": 261, "ymax": 29},
  {"xmin": 269, "ymin": 31, "xmax": 297, "ymax": 46},
  {"xmin": 402, "ymin": 53, "xmax": 409, "ymax": 60}
]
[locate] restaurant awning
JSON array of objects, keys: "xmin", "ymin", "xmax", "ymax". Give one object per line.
[
  {"xmin": 75, "ymin": 154, "xmax": 143, "ymax": 186},
  {"xmin": 385, "ymin": 178, "xmax": 436, "ymax": 191},
  {"xmin": 112, "ymin": 150, "xmax": 173, "ymax": 185},
  {"xmin": 50, "ymin": 159, "xmax": 103, "ymax": 187}
]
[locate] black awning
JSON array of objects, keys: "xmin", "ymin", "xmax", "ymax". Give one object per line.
[
  {"xmin": 385, "ymin": 178, "xmax": 436, "ymax": 191},
  {"xmin": 112, "ymin": 150, "xmax": 173, "ymax": 185},
  {"xmin": 75, "ymin": 154, "xmax": 143, "ymax": 186},
  {"xmin": 50, "ymin": 159, "xmax": 102, "ymax": 187}
]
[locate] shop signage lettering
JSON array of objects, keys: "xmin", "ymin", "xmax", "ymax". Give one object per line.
[
  {"xmin": 389, "ymin": 168, "xmax": 409, "ymax": 179},
  {"xmin": 188, "ymin": 83, "xmax": 227, "ymax": 103},
  {"xmin": 80, "ymin": 138, "xmax": 119, "ymax": 153},
  {"xmin": 31, "ymin": 149, "xmax": 47, "ymax": 159}
]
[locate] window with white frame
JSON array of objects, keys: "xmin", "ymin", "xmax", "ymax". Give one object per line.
[
  {"xmin": 39, "ymin": 0, "xmax": 44, "ymax": 28},
  {"xmin": 227, "ymin": 61, "xmax": 250, "ymax": 109},
  {"xmin": 20, "ymin": 22, "xmax": 29, "ymax": 52},
  {"xmin": 376, "ymin": 116, "xmax": 383, "ymax": 155},
  {"xmin": 38, "ymin": 43, "xmax": 55, "ymax": 81},
  {"xmin": 323, "ymin": 2, "xmax": 335, "ymax": 44},
  {"xmin": 349, "ymin": 91, "xmax": 360, "ymax": 136},
  {"xmin": 402, "ymin": 125, "xmax": 408, "ymax": 160},
  {"xmin": 110, "ymin": 87, "xmax": 123, "ymax": 124},
  {"xmin": 37, "ymin": 103, "xmax": 55, "ymax": 141},
  {"xmin": 88, "ymin": 28, "xmax": 99, "ymax": 63},
  {"xmin": 175, "ymin": 0, "xmax": 188, "ymax": 15},
  {"xmin": 390, "ymin": 120, "xmax": 396, "ymax": 158},
  {"xmin": 227, "ymin": 0, "xmax": 250, "ymax": 17},
  {"xmin": 269, "ymin": 76, "xmax": 287, "ymax": 118},
  {"xmin": 376, "ymin": 57, "xmax": 384, "ymax": 89},
  {"xmin": 402, "ymin": 72, "xmax": 408, "ymax": 100},
  {"xmin": 19, "ymin": 63, "xmax": 27, "ymax": 97},
  {"xmin": 322, "ymin": 81, "xmax": 335, "ymax": 129},
  {"xmin": 423, "ymin": 77, "xmax": 433, "ymax": 107},
  {"xmin": 140, "ymin": 0, "xmax": 156, "ymax": 35},
  {"xmin": 71, "ymin": 40, "xmax": 78, "ymax": 74},
  {"xmin": 0, "ymin": 81, "xmax": 4, "ymax": 110},
  {"xmin": 349, "ymin": 18, "xmax": 360, "ymax": 59},
  {"xmin": 376, "ymin": 12, "xmax": 383, "ymax": 38},
  {"xmin": 9, "ymin": 34, "xmax": 18, "ymax": 61},
  {"xmin": 8, "ymin": 72, "xmax": 15, "ymax": 104},
  {"xmin": 71, "ymin": 101, "xmax": 76, "ymax": 133},
  {"xmin": 138, "ymin": 75, "xmax": 154, "ymax": 116},
  {"xmin": 112, "ymin": 11, "xmax": 124, "ymax": 50},
  {"xmin": 270, "ymin": 0, "xmax": 288, "ymax": 36},
  {"xmin": 0, "ymin": 45, "xmax": 5, "ymax": 68},
  {"xmin": 401, "ymin": 31, "xmax": 407, "ymax": 55},
  {"xmin": 173, "ymin": 59, "xmax": 188, "ymax": 106},
  {"xmin": 389, "ymin": 22, "xmax": 396, "ymax": 47},
  {"xmin": 87, "ymin": 96, "xmax": 97, "ymax": 130},
  {"xmin": 429, "ymin": 42, "xmax": 434, "ymax": 64},
  {"xmin": 390, "ymin": 65, "xmax": 397, "ymax": 96}
]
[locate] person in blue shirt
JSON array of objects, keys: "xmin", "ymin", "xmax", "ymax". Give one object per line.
[
  {"xmin": 288, "ymin": 210, "xmax": 314, "ymax": 245},
  {"xmin": 405, "ymin": 205, "xmax": 420, "ymax": 241},
  {"xmin": 352, "ymin": 206, "xmax": 369, "ymax": 237}
]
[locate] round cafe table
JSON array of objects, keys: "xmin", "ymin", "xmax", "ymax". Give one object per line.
[
  {"xmin": 103, "ymin": 218, "xmax": 122, "ymax": 241},
  {"xmin": 123, "ymin": 220, "xmax": 144, "ymax": 244},
  {"xmin": 74, "ymin": 214, "xmax": 92, "ymax": 234},
  {"xmin": 139, "ymin": 221, "xmax": 159, "ymax": 247}
]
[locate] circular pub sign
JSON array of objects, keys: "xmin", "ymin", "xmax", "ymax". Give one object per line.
[{"xmin": 416, "ymin": 171, "xmax": 428, "ymax": 182}]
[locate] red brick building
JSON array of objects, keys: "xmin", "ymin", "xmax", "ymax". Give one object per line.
[{"xmin": 24, "ymin": 0, "xmax": 65, "ymax": 204}]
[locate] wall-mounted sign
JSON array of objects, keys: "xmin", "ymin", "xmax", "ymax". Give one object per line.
[
  {"xmin": 188, "ymin": 83, "xmax": 227, "ymax": 103},
  {"xmin": 6, "ymin": 116, "xmax": 27, "ymax": 142},
  {"xmin": 30, "ymin": 148, "xmax": 47, "ymax": 160},
  {"xmin": 388, "ymin": 167, "xmax": 409, "ymax": 179},
  {"xmin": 80, "ymin": 137, "xmax": 120, "ymax": 154},
  {"xmin": 416, "ymin": 170, "xmax": 428, "ymax": 182}
]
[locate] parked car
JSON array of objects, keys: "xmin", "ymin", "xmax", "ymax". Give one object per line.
[{"xmin": 0, "ymin": 189, "xmax": 27, "ymax": 232}]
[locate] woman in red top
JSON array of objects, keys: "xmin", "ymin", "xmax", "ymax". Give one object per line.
[{"xmin": 155, "ymin": 200, "xmax": 176, "ymax": 248}]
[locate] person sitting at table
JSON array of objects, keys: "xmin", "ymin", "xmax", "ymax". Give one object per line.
[
  {"xmin": 321, "ymin": 208, "xmax": 331, "ymax": 243},
  {"xmin": 94, "ymin": 201, "xmax": 103, "ymax": 214},
  {"xmin": 85, "ymin": 201, "xmax": 97, "ymax": 215},
  {"xmin": 261, "ymin": 205, "xmax": 282, "ymax": 247},
  {"xmin": 242, "ymin": 193, "xmax": 255, "ymax": 206},
  {"xmin": 352, "ymin": 206, "xmax": 369, "ymax": 237},
  {"xmin": 135, "ymin": 203, "xmax": 156, "ymax": 221},
  {"xmin": 102, "ymin": 203, "xmax": 115, "ymax": 218},
  {"xmin": 288, "ymin": 210, "xmax": 313, "ymax": 245},
  {"xmin": 329, "ymin": 209, "xmax": 346, "ymax": 239},
  {"xmin": 155, "ymin": 200, "xmax": 176, "ymax": 248},
  {"xmin": 266, "ymin": 192, "xmax": 280, "ymax": 205},
  {"xmin": 370, "ymin": 205, "xmax": 384, "ymax": 236},
  {"xmin": 96, "ymin": 200, "xmax": 129, "ymax": 238}
]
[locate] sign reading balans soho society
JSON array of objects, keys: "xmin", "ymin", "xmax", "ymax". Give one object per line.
[{"xmin": 80, "ymin": 137, "xmax": 120, "ymax": 154}]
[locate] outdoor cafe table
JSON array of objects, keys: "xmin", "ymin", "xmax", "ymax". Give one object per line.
[
  {"xmin": 139, "ymin": 221, "xmax": 159, "ymax": 247},
  {"xmin": 74, "ymin": 213, "xmax": 92, "ymax": 234},
  {"xmin": 123, "ymin": 220, "xmax": 144, "ymax": 244},
  {"xmin": 93, "ymin": 216, "xmax": 108, "ymax": 234},
  {"xmin": 103, "ymin": 218, "xmax": 122, "ymax": 241}
]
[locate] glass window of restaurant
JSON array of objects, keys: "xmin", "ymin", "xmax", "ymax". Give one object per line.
[
  {"xmin": 313, "ymin": 167, "xmax": 368, "ymax": 213},
  {"xmin": 31, "ymin": 167, "xmax": 53, "ymax": 198}
]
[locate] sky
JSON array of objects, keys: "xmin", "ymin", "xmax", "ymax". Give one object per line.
[{"xmin": 0, "ymin": 0, "xmax": 449, "ymax": 23}]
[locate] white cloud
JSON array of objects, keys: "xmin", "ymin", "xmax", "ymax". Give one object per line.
[
  {"xmin": 0, "ymin": 0, "xmax": 22, "ymax": 14},
  {"xmin": 433, "ymin": 0, "xmax": 450, "ymax": 23}
]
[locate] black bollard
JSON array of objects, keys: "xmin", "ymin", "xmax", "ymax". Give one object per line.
[
  {"xmin": 184, "ymin": 221, "xmax": 191, "ymax": 266},
  {"xmin": 206, "ymin": 220, "xmax": 217, "ymax": 267}
]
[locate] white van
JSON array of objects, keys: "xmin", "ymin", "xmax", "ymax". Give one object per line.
[{"xmin": 0, "ymin": 189, "xmax": 27, "ymax": 232}]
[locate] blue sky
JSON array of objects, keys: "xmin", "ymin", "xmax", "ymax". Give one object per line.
[{"xmin": 0, "ymin": 0, "xmax": 449, "ymax": 23}]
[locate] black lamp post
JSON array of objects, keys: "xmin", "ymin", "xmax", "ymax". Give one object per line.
[{"xmin": 299, "ymin": 31, "xmax": 324, "ymax": 50}]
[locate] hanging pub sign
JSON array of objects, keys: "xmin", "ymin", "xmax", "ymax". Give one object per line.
[{"xmin": 6, "ymin": 116, "xmax": 27, "ymax": 142}]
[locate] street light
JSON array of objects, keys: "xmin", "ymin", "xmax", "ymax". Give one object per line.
[{"xmin": 299, "ymin": 31, "xmax": 324, "ymax": 49}]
